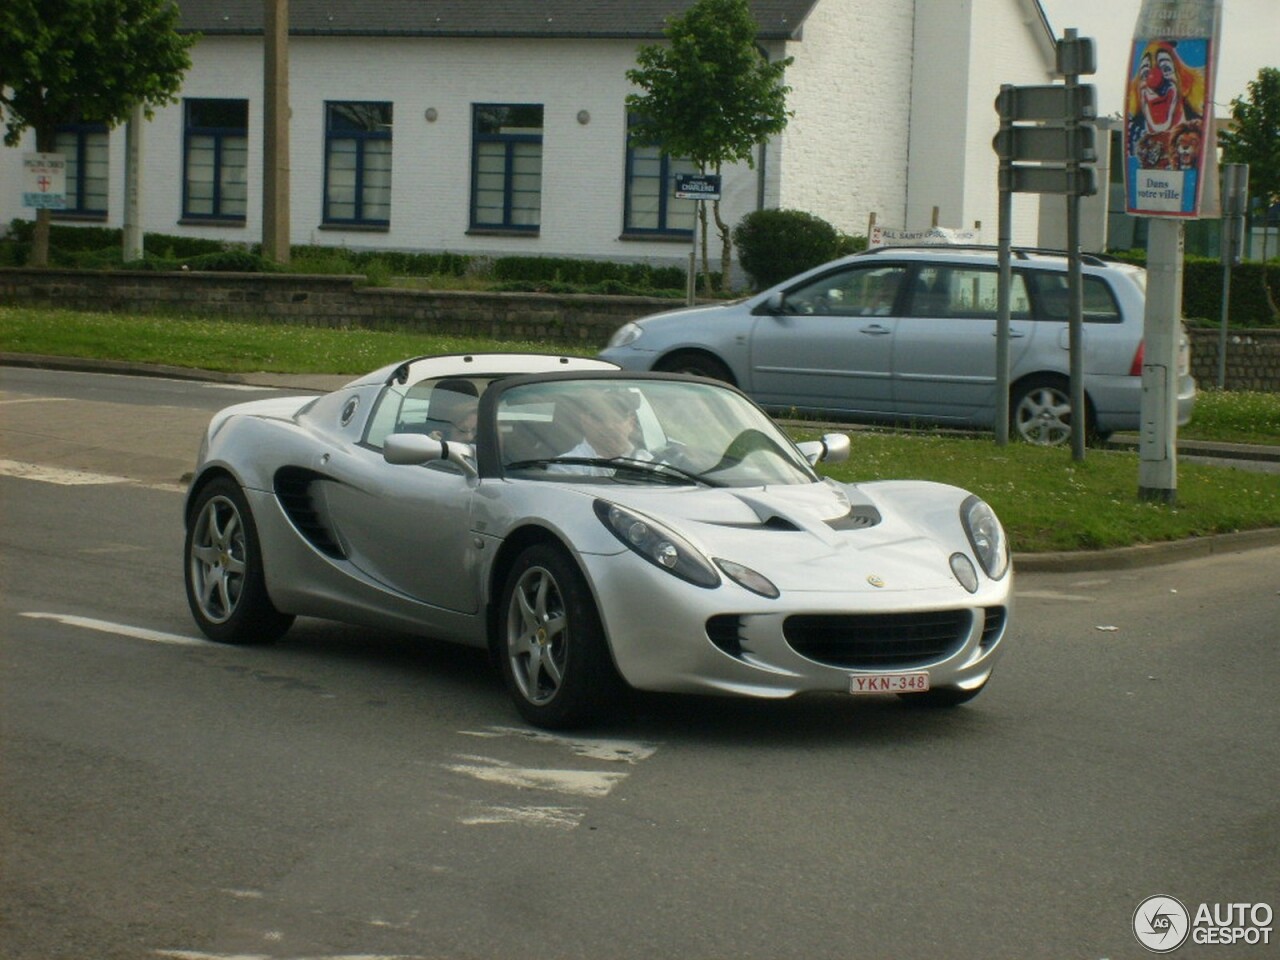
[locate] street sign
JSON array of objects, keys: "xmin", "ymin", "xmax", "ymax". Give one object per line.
[
  {"xmin": 993, "ymin": 124, "xmax": 1097, "ymax": 164},
  {"xmin": 995, "ymin": 84, "xmax": 1096, "ymax": 123},
  {"xmin": 1002, "ymin": 165, "xmax": 1098, "ymax": 196},
  {"xmin": 674, "ymin": 173, "xmax": 721, "ymax": 201}
]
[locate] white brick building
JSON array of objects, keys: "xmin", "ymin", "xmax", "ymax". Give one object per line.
[{"xmin": 1, "ymin": 0, "xmax": 1058, "ymax": 273}]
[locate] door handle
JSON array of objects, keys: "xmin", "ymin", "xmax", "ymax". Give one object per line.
[{"xmin": 859, "ymin": 324, "xmax": 891, "ymax": 336}]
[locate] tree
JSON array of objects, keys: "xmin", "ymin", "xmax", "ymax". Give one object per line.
[
  {"xmin": 1220, "ymin": 67, "xmax": 1280, "ymax": 319},
  {"xmin": 0, "ymin": 0, "xmax": 195, "ymax": 267},
  {"xmin": 626, "ymin": 0, "xmax": 792, "ymax": 293}
]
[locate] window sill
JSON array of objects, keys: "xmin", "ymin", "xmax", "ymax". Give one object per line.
[
  {"xmin": 178, "ymin": 218, "xmax": 247, "ymax": 228},
  {"xmin": 619, "ymin": 232, "xmax": 694, "ymax": 243},
  {"xmin": 318, "ymin": 222, "xmax": 390, "ymax": 233},
  {"xmin": 52, "ymin": 212, "xmax": 108, "ymax": 223},
  {"xmin": 466, "ymin": 228, "xmax": 540, "ymax": 238}
]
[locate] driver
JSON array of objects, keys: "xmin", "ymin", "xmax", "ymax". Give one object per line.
[{"xmin": 552, "ymin": 388, "xmax": 653, "ymax": 474}]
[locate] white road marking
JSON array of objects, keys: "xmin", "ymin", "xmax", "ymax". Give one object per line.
[
  {"xmin": 444, "ymin": 755, "xmax": 627, "ymax": 798},
  {"xmin": 460, "ymin": 725, "xmax": 659, "ymax": 763},
  {"xmin": 0, "ymin": 459, "xmax": 129, "ymax": 485},
  {"xmin": 459, "ymin": 804, "xmax": 586, "ymax": 830},
  {"xmin": 22, "ymin": 612, "xmax": 207, "ymax": 647},
  {"xmin": 0, "ymin": 396, "xmax": 73, "ymax": 405},
  {"xmin": 154, "ymin": 953, "xmax": 425, "ymax": 960},
  {"xmin": 0, "ymin": 458, "xmax": 184, "ymax": 492},
  {"xmin": 1016, "ymin": 589, "xmax": 1096, "ymax": 602}
]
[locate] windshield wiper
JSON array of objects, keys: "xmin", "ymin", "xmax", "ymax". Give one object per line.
[{"xmin": 504, "ymin": 456, "xmax": 724, "ymax": 487}]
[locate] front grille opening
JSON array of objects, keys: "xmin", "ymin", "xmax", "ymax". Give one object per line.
[
  {"xmin": 980, "ymin": 606, "xmax": 1007, "ymax": 650},
  {"xmin": 706, "ymin": 614, "xmax": 744, "ymax": 658},
  {"xmin": 783, "ymin": 610, "xmax": 972, "ymax": 669}
]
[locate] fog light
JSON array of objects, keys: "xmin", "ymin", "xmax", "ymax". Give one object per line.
[{"xmin": 950, "ymin": 552, "xmax": 979, "ymax": 593}]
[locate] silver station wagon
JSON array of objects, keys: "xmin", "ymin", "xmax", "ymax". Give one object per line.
[{"xmin": 599, "ymin": 246, "xmax": 1196, "ymax": 444}]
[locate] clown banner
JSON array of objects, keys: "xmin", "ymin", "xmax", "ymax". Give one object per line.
[{"xmin": 1124, "ymin": 0, "xmax": 1221, "ymax": 217}]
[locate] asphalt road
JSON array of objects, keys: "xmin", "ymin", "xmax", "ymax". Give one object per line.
[{"xmin": 1, "ymin": 368, "xmax": 1277, "ymax": 960}]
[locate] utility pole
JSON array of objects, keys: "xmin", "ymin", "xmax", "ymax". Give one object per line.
[{"xmin": 263, "ymin": 0, "xmax": 290, "ymax": 265}]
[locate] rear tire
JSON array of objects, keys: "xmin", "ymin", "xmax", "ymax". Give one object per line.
[
  {"xmin": 497, "ymin": 544, "xmax": 624, "ymax": 729},
  {"xmin": 1011, "ymin": 376, "xmax": 1077, "ymax": 446},
  {"xmin": 654, "ymin": 351, "xmax": 734, "ymax": 385},
  {"xmin": 185, "ymin": 476, "xmax": 294, "ymax": 644}
]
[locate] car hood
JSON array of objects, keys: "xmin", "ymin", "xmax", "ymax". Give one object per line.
[
  {"xmin": 633, "ymin": 298, "xmax": 752, "ymax": 327},
  {"xmin": 592, "ymin": 481, "xmax": 958, "ymax": 593}
]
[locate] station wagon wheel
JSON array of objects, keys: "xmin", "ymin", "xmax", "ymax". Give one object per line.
[
  {"xmin": 654, "ymin": 350, "xmax": 734, "ymax": 385},
  {"xmin": 184, "ymin": 476, "xmax": 294, "ymax": 644},
  {"xmin": 1011, "ymin": 376, "xmax": 1075, "ymax": 446},
  {"xmin": 497, "ymin": 543, "xmax": 623, "ymax": 729}
]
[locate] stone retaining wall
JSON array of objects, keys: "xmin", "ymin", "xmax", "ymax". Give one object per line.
[{"xmin": 2, "ymin": 267, "xmax": 1277, "ymax": 391}]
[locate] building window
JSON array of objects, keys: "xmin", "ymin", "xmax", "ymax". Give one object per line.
[
  {"xmin": 624, "ymin": 120, "xmax": 697, "ymax": 236},
  {"xmin": 183, "ymin": 99, "xmax": 248, "ymax": 221},
  {"xmin": 53, "ymin": 122, "xmax": 109, "ymax": 218},
  {"xmin": 471, "ymin": 104, "xmax": 543, "ymax": 231},
  {"xmin": 324, "ymin": 101, "xmax": 393, "ymax": 226}
]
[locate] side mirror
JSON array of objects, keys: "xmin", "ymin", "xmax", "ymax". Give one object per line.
[
  {"xmin": 383, "ymin": 433, "xmax": 478, "ymax": 478},
  {"xmin": 796, "ymin": 432, "xmax": 851, "ymax": 466},
  {"xmin": 760, "ymin": 291, "xmax": 786, "ymax": 315}
]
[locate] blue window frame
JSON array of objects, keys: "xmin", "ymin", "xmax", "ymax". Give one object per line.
[
  {"xmin": 183, "ymin": 99, "xmax": 248, "ymax": 220},
  {"xmin": 624, "ymin": 117, "xmax": 696, "ymax": 236},
  {"xmin": 471, "ymin": 104, "xmax": 543, "ymax": 231},
  {"xmin": 53, "ymin": 122, "xmax": 109, "ymax": 218},
  {"xmin": 324, "ymin": 101, "xmax": 393, "ymax": 226}
]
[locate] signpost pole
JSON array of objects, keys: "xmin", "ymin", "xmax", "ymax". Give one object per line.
[
  {"xmin": 1064, "ymin": 29, "xmax": 1087, "ymax": 462},
  {"xmin": 995, "ymin": 85, "xmax": 1013, "ymax": 447}
]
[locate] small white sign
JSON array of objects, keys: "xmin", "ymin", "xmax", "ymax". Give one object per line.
[
  {"xmin": 23, "ymin": 152, "xmax": 67, "ymax": 209},
  {"xmin": 869, "ymin": 225, "xmax": 981, "ymax": 248}
]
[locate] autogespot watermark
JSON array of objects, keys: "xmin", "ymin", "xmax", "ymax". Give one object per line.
[{"xmin": 1133, "ymin": 895, "xmax": 1273, "ymax": 952}]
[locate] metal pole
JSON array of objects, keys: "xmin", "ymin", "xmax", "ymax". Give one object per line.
[
  {"xmin": 1217, "ymin": 259, "xmax": 1230, "ymax": 389},
  {"xmin": 1064, "ymin": 30, "xmax": 1086, "ymax": 462},
  {"xmin": 995, "ymin": 86, "xmax": 1013, "ymax": 446},
  {"xmin": 122, "ymin": 104, "xmax": 144, "ymax": 262}
]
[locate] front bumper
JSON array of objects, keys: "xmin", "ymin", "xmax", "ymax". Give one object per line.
[{"xmin": 582, "ymin": 546, "xmax": 1012, "ymax": 698}]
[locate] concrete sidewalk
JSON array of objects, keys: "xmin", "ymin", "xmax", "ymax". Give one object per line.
[{"xmin": 3, "ymin": 353, "xmax": 1277, "ymax": 570}]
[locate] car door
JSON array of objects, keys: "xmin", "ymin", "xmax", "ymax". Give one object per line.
[
  {"xmin": 747, "ymin": 262, "xmax": 911, "ymax": 414},
  {"xmin": 890, "ymin": 264, "xmax": 1036, "ymax": 423},
  {"xmin": 313, "ymin": 446, "xmax": 481, "ymax": 614}
]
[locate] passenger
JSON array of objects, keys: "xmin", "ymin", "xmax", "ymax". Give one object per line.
[{"xmin": 427, "ymin": 379, "xmax": 479, "ymax": 443}]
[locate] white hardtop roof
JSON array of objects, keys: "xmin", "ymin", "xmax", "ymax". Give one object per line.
[{"xmin": 356, "ymin": 353, "xmax": 618, "ymax": 388}]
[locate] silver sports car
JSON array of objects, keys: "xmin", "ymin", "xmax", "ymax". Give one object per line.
[{"xmin": 184, "ymin": 353, "xmax": 1013, "ymax": 728}]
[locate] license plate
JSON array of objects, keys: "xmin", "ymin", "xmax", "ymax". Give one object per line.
[{"xmin": 849, "ymin": 672, "xmax": 930, "ymax": 695}]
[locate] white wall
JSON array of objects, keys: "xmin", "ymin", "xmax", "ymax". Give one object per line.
[
  {"xmin": 0, "ymin": 35, "xmax": 759, "ymax": 268},
  {"xmin": 907, "ymin": 0, "xmax": 1056, "ymax": 244},
  {"xmin": 774, "ymin": 0, "xmax": 917, "ymax": 237}
]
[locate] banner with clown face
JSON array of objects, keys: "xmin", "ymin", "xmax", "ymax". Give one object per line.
[{"xmin": 1123, "ymin": 0, "xmax": 1221, "ymax": 217}]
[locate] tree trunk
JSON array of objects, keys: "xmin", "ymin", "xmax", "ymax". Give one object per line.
[{"xmin": 712, "ymin": 198, "xmax": 732, "ymax": 294}]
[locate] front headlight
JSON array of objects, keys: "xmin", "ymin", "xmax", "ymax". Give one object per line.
[
  {"xmin": 594, "ymin": 500, "xmax": 720, "ymax": 588},
  {"xmin": 607, "ymin": 322, "xmax": 644, "ymax": 349},
  {"xmin": 961, "ymin": 496, "xmax": 1009, "ymax": 581}
]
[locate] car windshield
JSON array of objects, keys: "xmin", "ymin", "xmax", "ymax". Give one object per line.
[{"xmin": 496, "ymin": 378, "xmax": 818, "ymax": 487}]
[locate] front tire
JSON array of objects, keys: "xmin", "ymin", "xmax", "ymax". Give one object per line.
[
  {"xmin": 654, "ymin": 350, "xmax": 734, "ymax": 385},
  {"xmin": 185, "ymin": 476, "xmax": 294, "ymax": 644},
  {"xmin": 497, "ymin": 544, "xmax": 623, "ymax": 729}
]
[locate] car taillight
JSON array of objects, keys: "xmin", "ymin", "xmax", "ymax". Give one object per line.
[{"xmin": 1129, "ymin": 341, "xmax": 1144, "ymax": 377}]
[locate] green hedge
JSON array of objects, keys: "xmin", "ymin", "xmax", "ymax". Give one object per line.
[
  {"xmin": 1108, "ymin": 249, "xmax": 1280, "ymax": 327},
  {"xmin": 490, "ymin": 254, "xmax": 690, "ymax": 291}
]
